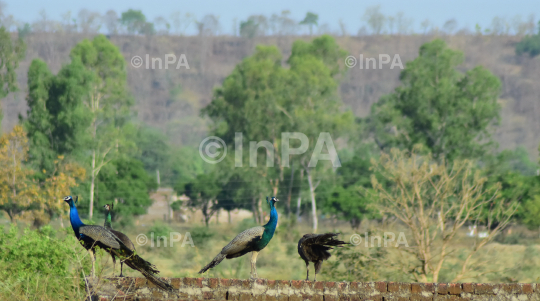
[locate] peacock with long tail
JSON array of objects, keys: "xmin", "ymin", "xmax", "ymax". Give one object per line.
[
  {"xmin": 297, "ymin": 233, "xmax": 349, "ymax": 281},
  {"xmin": 199, "ymin": 196, "xmax": 279, "ymax": 279},
  {"xmin": 64, "ymin": 196, "xmax": 172, "ymax": 291},
  {"xmin": 103, "ymin": 203, "xmax": 136, "ymax": 277}
]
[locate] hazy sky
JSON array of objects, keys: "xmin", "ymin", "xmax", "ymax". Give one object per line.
[{"xmin": 5, "ymin": 0, "xmax": 540, "ymax": 34}]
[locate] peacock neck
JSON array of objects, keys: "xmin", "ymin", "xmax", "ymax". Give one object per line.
[
  {"xmin": 263, "ymin": 203, "xmax": 278, "ymax": 236},
  {"xmin": 69, "ymin": 202, "xmax": 85, "ymax": 237},
  {"xmin": 104, "ymin": 211, "xmax": 112, "ymax": 229}
]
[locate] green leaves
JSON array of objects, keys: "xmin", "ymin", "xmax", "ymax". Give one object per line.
[{"xmin": 369, "ymin": 39, "xmax": 501, "ymax": 162}]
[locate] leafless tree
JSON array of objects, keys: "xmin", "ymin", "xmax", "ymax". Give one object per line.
[
  {"xmin": 196, "ymin": 14, "xmax": 220, "ymax": 36},
  {"xmin": 371, "ymin": 148, "xmax": 518, "ymax": 282},
  {"xmin": 78, "ymin": 9, "xmax": 102, "ymax": 34},
  {"xmin": 363, "ymin": 5, "xmax": 385, "ymax": 35},
  {"xmin": 104, "ymin": 10, "xmax": 119, "ymax": 35},
  {"xmin": 169, "ymin": 12, "xmax": 195, "ymax": 35}
]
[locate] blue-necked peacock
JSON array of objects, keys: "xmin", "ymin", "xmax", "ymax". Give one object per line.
[
  {"xmin": 103, "ymin": 203, "xmax": 136, "ymax": 277},
  {"xmin": 199, "ymin": 196, "xmax": 279, "ymax": 279},
  {"xmin": 64, "ymin": 196, "xmax": 172, "ymax": 291}
]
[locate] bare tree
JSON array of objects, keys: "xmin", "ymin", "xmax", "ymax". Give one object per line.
[
  {"xmin": 395, "ymin": 11, "xmax": 413, "ymax": 35},
  {"xmin": 153, "ymin": 16, "xmax": 170, "ymax": 35},
  {"xmin": 362, "ymin": 5, "xmax": 385, "ymax": 35},
  {"xmin": 169, "ymin": 12, "xmax": 195, "ymax": 35},
  {"xmin": 196, "ymin": 14, "xmax": 220, "ymax": 36},
  {"xmin": 104, "ymin": 10, "xmax": 119, "ymax": 35},
  {"xmin": 442, "ymin": 18, "xmax": 458, "ymax": 35},
  {"xmin": 78, "ymin": 9, "xmax": 102, "ymax": 34},
  {"xmin": 269, "ymin": 10, "xmax": 297, "ymax": 36},
  {"xmin": 371, "ymin": 148, "xmax": 518, "ymax": 282}
]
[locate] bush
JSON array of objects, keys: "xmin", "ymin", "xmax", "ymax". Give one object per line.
[
  {"xmin": 147, "ymin": 222, "xmax": 173, "ymax": 244},
  {"xmin": 189, "ymin": 226, "xmax": 215, "ymax": 247},
  {"xmin": 516, "ymin": 34, "xmax": 540, "ymax": 57}
]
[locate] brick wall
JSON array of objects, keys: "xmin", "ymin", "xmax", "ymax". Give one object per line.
[{"xmin": 88, "ymin": 277, "xmax": 538, "ymax": 300}]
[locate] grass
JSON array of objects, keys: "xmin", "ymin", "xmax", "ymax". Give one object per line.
[{"xmin": 1, "ymin": 214, "xmax": 540, "ymax": 300}]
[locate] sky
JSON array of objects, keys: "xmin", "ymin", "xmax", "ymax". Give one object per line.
[{"xmin": 4, "ymin": 0, "xmax": 540, "ymax": 34}]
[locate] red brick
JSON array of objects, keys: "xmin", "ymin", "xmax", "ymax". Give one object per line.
[
  {"xmin": 448, "ymin": 283, "xmax": 461, "ymax": 295},
  {"xmin": 375, "ymin": 282, "xmax": 388, "ymax": 292},
  {"xmin": 279, "ymin": 280, "xmax": 291, "ymax": 287},
  {"xmin": 326, "ymin": 281, "xmax": 337, "ymax": 289},
  {"xmin": 291, "ymin": 280, "xmax": 303, "ymax": 289},
  {"xmin": 311, "ymin": 295, "xmax": 324, "ymax": 301},
  {"xmin": 239, "ymin": 292, "xmax": 253, "ymax": 301},
  {"xmin": 134, "ymin": 278, "xmax": 147, "ymax": 288},
  {"xmin": 151, "ymin": 290, "xmax": 164, "ymax": 298},
  {"xmin": 314, "ymin": 281, "xmax": 325, "ymax": 291},
  {"xmin": 410, "ymin": 295, "xmax": 433, "ymax": 301},
  {"xmin": 411, "ymin": 283, "xmax": 435, "ymax": 294},
  {"xmin": 364, "ymin": 295, "xmax": 382, "ymax": 301},
  {"xmin": 255, "ymin": 278, "xmax": 267, "ymax": 286},
  {"xmin": 462, "ymin": 283, "xmax": 473, "ymax": 293},
  {"xmin": 170, "ymin": 278, "xmax": 182, "ymax": 289},
  {"xmin": 324, "ymin": 295, "xmax": 338, "ymax": 301},
  {"xmin": 241, "ymin": 279, "xmax": 251, "ymax": 288},
  {"xmin": 220, "ymin": 278, "xmax": 230, "ymax": 286},
  {"xmin": 475, "ymin": 283, "xmax": 495, "ymax": 295},
  {"xmin": 338, "ymin": 282, "xmax": 348, "ymax": 290},
  {"xmin": 501, "ymin": 283, "xmax": 521, "ymax": 294},
  {"xmin": 388, "ymin": 282, "xmax": 411, "ymax": 293},
  {"xmin": 290, "ymin": 295, "xmax": 303, "ymax": 301},
  {"xmin": 202, "ymin": 291, "xmax": 214, "ymax": 299},
  {"xmin": 349, "ymin": 282, "xmax": 360, "ymax": 291},
  {"xmin": 265, "ymin": 296, "xmax": 278, "ymax": 301},
  {"xmin": 267, "ymin": 280, "xmax": 277, "ymax": 288},
  {"xmin": 208, "ymin": 278, "xmax": 219, "ymax": 288},
  {"xmin": 194, "ymin": 277, "xmax": 204, "ymax": 288},
  {"xmin": 437, "ymin": 283, "xmax": 448, "ymax": 295},
  {"xmin": 523, "ymin": 283, "xmax": 534, "ymax": 294}
]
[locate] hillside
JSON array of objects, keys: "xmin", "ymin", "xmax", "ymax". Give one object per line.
[{"xmin": 2, "ymin": 34, "xmax": 539, "ymax": 158}]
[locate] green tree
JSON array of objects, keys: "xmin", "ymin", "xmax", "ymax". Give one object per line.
[
  {"xmin": 0, "ymin": 26, "xmax": 25, "ymax": 127},
  {"xmin": 70, "ymin": 35, "xmax": 132, "ymax": 219},
  {"xmin": 515, "ymin": 21, "xmax": 540, "ymax": 57},
  {"xmin": 96, "ymin": 156, "xmax": 156, "ymax": 219},
  {"xmin": 369, "ymin": 39, "xmax": 501, "ymax": 162},
  {"xmin": 120, "ymin": 9, "xmax": 154, "ymax": 35},
  {"xmin": 299, "ymin": 12, "xmax": 318, "ymax": 35}
]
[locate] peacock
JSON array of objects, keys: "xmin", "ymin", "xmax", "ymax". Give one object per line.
[
  {"xmin": 103, "ymin": 204, "xmax": 136, "ymax": 277},
  {"xmin": 297, "ymin": 233, "xmax": 349, "ymax": 281},
  {"xmin": 199, "ymin": 196, "xmax": 279, "ymax": 279},
  {"xmin": 64, "ymin": 196, "xmax": 172, "ymax": 291}
]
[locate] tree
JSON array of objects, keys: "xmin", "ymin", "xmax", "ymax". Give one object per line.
[
  {"xmin": 371, "ymin": 147, "xmax": 517, "ymax": 282},
  {"xmin": 103, "ymin": 10, "xmax": 119, "ymax": 35},
  {"xmin": 23, "ymin": 58, "xmax": 93, "ymax": 178},
  {"xmin": 178, "ymin": 172, "xmax": 221, "ymax": 227},
  {"xmin": 0, "ymin": 126, "xmax": 37, "ymax": 222},
  {"xmin": 363, "ymin": 5, "xmax": 385, "ymax": 35},
  {"xmin": 516, "ymin": 21, "xmax": 540, "ymax": 57},
  {"xmin": 0, "ymin": 25, "xmax": 25, "ymax": 126},
  {"xmin": 369, "ymin": 39, "xmax": 501, "ymax": 162},
  {"xmin": 69, "ymin": 35, "xmax": 132, "ymax": 219},
  {"xmin": 300, "ymin": 12, "xmax": 318, "ymax": 35},
  {"xmin": 96, "ymin": 156, "xmax": 155, "ymax": 219},
  {"xmin": 120, "ymin": 9, "xmax": 149, "ymax": 34}
]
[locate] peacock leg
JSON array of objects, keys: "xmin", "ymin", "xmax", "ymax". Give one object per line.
[
  {"xmin": 120, "ymin": 262, "xmax": 124, "ymax": 277},
  {"xmin": 305, "ymin": 262, "xmax": 310, "ymax": 281},
  {"xmin": 314, "ymin": 260, "xmax": 322, "ymax": 282},
  {"xmin": 250, "ymin": 251, "xmax": 259, "ymax": 279}
]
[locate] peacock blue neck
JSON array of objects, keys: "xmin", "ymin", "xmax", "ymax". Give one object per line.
[
  {"xmin": 262, "ymin": 201, "xmax": 278, "ymax": 239},
  {"xmin": 68, "ymin": 201, "xmax": 85, "ymax": 238}
]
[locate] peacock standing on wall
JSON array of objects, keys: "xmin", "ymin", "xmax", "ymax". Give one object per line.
[
  {"xmin": 64, "ymin": 196, "xmax": 172, "ymax": 291},
  {"xmin": 199, "ymin": 196, "xmax": 279, "ymax": 279},
  {"xmin": 103, "ymin": 204, "xmax": 136, "ymax": 277},
  {"xmin": 297, "ymin": 233, "xmax": 349, "ymax": 281}
]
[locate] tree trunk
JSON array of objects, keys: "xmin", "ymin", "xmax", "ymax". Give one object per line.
[
  {"xmin": 89, "ymin": 149, "xmax": 96, "ymax": 220},
  {"xmin": 287, "ymin": 166, "xmax": 295, "ymax": 218},
  {"xmin": 305, "ymin": 167, "xmax": 318, "ymax": 232},
  {"xmin": 296, "ymin": 169, "xmax": 304, "ymax": 222},
  {"xmin": 228, "ymin": 210, "xmax": 232, "ymax": 224},
  {"xmin": 252, "ymin": 197, "xmax": 259, "ymax": 224}
]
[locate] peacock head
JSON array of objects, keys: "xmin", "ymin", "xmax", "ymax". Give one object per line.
[
  {"xmin": 103, "ymin": 204, "xmax": 113, "ymax": 212},
  {"xmin": 64, "ymin": 195, "xmax": 78, "ymax": 206},
  {"xmin": 266, "ymin": 196, "xmax": 279, "ymax": 207}
]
